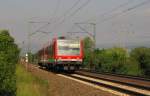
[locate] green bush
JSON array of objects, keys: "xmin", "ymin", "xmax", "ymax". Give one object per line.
[
  {"xmin": 83, "ymin": 37, "xmax": 148, "ymax": 77},
  {"xmin": 86, "ymin": 47, "xmax": 142, "ymax": 76},
  {"xmin": 83, "ymin": 37, "xmax": 94, "ymax": 68},
  {"xmin": 95, "ymin": 47, "xmax": 128, "ymax": 73},
  {"xmin": 130, "ymin": 47, "xmax": 150, "ymax": 76},
  {"xmin": 117, "ymin": 58, "xmax": 142, "ymax": 76},
  {"xmin": 0, "ymin": 30, "xmax": 20, "ymax": 96}
]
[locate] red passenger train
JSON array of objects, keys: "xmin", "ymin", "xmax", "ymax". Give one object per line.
[{"xmin": 38, "ymin": 37, "xmax": 83, "ymax": 71}]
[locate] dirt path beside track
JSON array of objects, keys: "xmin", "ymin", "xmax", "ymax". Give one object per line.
[{"xmin": 25, "ymin": 64, "xmax": 118, "ymax": 96}]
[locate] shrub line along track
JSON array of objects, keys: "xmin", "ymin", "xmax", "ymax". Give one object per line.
[{"xmin": 59, "ymin": 71, "xmax": 150, "ymax": 96}]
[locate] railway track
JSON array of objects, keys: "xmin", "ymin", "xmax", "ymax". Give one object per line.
[
  {"xmin": 58, "ymin": 71, "xmax": 150, "ymax": 96},
  {"xmin": 76, "ymin": 70, "xmax": 150, "ymax": 90},
  {"xmin": 29, "ymin": 64, "xmax": 150, "ymax": 96},
  {"xmin": 80, "ymin": 69, "xmax": 150, "ymax": 81}
]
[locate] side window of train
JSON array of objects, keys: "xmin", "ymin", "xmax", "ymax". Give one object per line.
[
  {"xmin": 51, "ymin": 45, "xmax": 53, "ymax": 56},
  {"xmin": 48, "ymin": 45, "xmax": 53, "ymax": 56}
]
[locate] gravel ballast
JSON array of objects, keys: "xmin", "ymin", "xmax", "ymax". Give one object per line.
[{"xmin": 27, "ymin": 64, "xmax": 118, "ymax": 96}]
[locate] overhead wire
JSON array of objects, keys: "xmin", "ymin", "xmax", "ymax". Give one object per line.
[
  {"xmin": 34, "ymin": 0, "xmax": 61, "ymax": 33},
  {"xmin": 35, "ymin": 22, "xmax": 50, "ymax": 32},
  {"xmin": 66, "ymin": 0, "xmax": 134, "ymax": 35},
  {"xmin": 81, "ymin": 0, "xmax": 135, "ymax": 23},
  {"xmin": 34, "ymin": 0, "xmax": 81, "ymax": 33},
  {"xmin": 96, "ymin": 0, "xmax": 150, "ymax": 24},
  {"xmin": 53, "ymin": 0, "xmax": 81, "ymax": 23},
  {"xmin": 66, "ymin": 0, "xmax": 91, "ymax": 20},
  {"xmin": 49, "ymin": 0, "xmax": 61, "ymax": 22},
  {"xmin": 51, "ymin": 0, "xmax": 91, "ymax": 30},
  {"xmin": 94, "ymin": 0, "xmax": 150, "ymax": 47}
]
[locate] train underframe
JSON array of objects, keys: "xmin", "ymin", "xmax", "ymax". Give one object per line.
[{"xmin": 38, "ymin": 61, "xmax": 81, "ymax": 72}]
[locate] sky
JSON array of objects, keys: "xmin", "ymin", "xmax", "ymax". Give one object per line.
[{"xmin": 0, "ymin": 0, "xmax": 150, "ymax": 53}]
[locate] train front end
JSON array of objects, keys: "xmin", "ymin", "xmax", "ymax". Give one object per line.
[{"xmin": 55, "ymin": 38, "xmax": 83, "ymax": 71}]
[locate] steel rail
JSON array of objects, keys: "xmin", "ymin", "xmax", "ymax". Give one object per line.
[
  {"xmin": 79, "ymin": 69, "xmax": 150, "ymax": 81},
  {"xmin": 63, "ymin": 73, "xmax": 150, "ymax": 96}
]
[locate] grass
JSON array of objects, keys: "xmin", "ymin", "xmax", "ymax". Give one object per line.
[{"xmin": 16, "ymin": 64, "xmax": 48, "ymax": 96}]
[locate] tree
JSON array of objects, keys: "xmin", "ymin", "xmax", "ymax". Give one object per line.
[
  {"xmin": 0, "ymin": 29, "xmax": 20, "ymax": 96},
  {"xmin": 130, "ymin": 47, "xmax": 150, "ymax": 76},
  {"xmin": 119, "ymin": 57, "xmax": 142, "ymax": 76},
  {"xmin": 82, "ymin": 37, "xmax": 94, "ymax": 68},
  {"xmin": 97, "ymin": 47, "xmax": 128, "ymax": 72}
]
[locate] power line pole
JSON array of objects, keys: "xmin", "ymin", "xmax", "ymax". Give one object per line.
[
  {"xmin": 69, "ymin": 22, "xmax": 96, "ymax": 70},
  {"xmin": 27, "ymin": 21, "xmax": 50, "ymax": 67},
  {"xmin": 28, "ymin": 21, "xmax": 50, "ymax": 52},
  {"xmin": 74, "ymin": 22, "xmax": 96, "ymax": 49},
  {"xmin": 91, "ymin": 23, "xmax": 96, "ymax": 49}
]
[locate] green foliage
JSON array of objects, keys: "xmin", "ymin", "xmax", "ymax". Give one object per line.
[
  {"xmin": 83, "ymin": 37, "xmax": 94, "ymax": 51},
  {"xmin": 83, "ymin": 45, "xmax": 143, "ymax": 76},
  {"xmin": 28, "ymin": 52, "xmax": 34, "ymax": 63},
  {"xmin": 27, "ymin": 52, "xmax": 38, "ymax": 64},
  {"xmin": 83, "ymin": 37, "xmax": 149, "ymax": 77},
  {"xmin": 130, "ymin": 47, "xmax": 150, "ymax": 76},
  {"xmin": 0, "ymin": 29, "xmax": 20, "ymax": 96},
  {"xmin": 82, "ymin": 37, "xmax": 94, "ymax": 68},
  {"xmin": 16, "ymin": 64, "xmax": 48, "ymax": 96},
  {"xmin": 95, "ymin": 47, "xmax": 128, "ymax": 73},
  {"xmin": 119, "ymin": 58, "xmax": 142, "ymax": 76}
]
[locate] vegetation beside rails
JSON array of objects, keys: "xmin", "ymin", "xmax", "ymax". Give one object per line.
[
  {"xmin": 83, "ymin": 37, "xmax": 150, "ymax": 78},
  {"xmin": 16, "ymin": 64, "xmax": 48, "ymax": 96},
  {"xmin": 0, "ymin": 29, "xmax": 20, "ymax": 96}
]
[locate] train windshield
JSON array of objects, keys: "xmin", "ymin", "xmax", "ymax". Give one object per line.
[{"xmin": 57, "ymin": 40, "xmax": 80, "ymax": 55}]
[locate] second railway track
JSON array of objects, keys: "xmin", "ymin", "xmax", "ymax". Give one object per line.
[{"xmin": 58, "ymin": 71, "xmax": 150, "ymax": 96}]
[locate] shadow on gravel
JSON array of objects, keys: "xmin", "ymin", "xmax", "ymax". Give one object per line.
[
  {"xmin": 38, "ymin": 66, "xmax": 75, "ymax": 74},
  {"xmin": 0, "ymin": 90, "xmax": 15, "ymax": 96}
]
